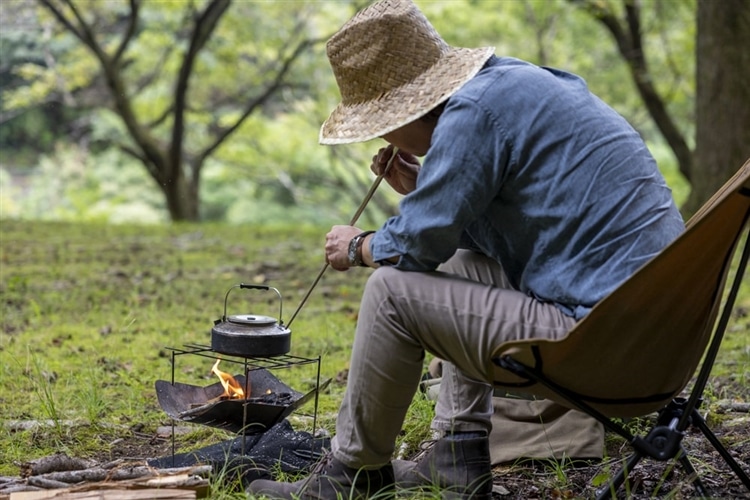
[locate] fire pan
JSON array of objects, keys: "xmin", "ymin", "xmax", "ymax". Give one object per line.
[{"xmin": 155, "ymin": 368, "xmax": 319, "ymax": 434}]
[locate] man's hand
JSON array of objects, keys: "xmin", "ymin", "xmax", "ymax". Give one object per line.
[
  {"xmin": 325, "ymin": 225, "xmax": 363, "ymax": 271},
  {"xmin": 371, "ymin": 145, "xmax": 420, "ymax": 195}
]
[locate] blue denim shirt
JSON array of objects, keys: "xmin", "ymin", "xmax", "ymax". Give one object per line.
[{"xmin": 369, "ymin": 56, "xmax": 685, "ymax": 320}]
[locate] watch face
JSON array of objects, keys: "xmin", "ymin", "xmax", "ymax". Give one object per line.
[{"xmin": 348, "ymin": 236, "xmax": 359, "ymax": 265}]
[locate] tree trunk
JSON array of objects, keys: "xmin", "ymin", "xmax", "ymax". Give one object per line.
[
  {"xmin": 688, "ymin": 0, "xmax": 750, "ymax": 216},
  {"xmin": 162, "ymin": 173, "xmax": 200, "ymax": 222}
]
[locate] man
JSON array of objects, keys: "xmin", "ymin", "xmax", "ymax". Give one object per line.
[{"xmin": 248, "ymin": 0, "xmax": 684, "ymax": 498}]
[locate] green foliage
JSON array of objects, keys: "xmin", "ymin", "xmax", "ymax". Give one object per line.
[
  {"xmin": 0, "ymin": 0, "xmax": 370, "ymax": 221},
  {"xmin": 29, "ymin": 354, "xmax": 64, "ymax": 436},
  {"xmin": 0, "ymin": 0, "xmax": 697, "ymax": 224},
  {"xmin": 429, "ymin": 0, "xmax": 695, "ymax": 145},
  {"xmin": 1, "ymin": 133, "xmax": 403, "ymax": 227},
  {"xmin": 650, "ymin": 139, "xmax": 690, "ymax": 207},
  {"xmin": 1, "ymin": 144, "xmax": 167, "ymax": 223}
]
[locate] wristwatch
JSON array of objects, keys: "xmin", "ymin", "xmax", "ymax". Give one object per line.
[{"xmin": 347, "ymin": 231, "xmax": 375, "ymax": 267}]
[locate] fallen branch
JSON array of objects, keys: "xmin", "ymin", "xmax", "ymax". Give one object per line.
[
  {"xmin": 27, "ymin": 465, "xmax": 211, "ymax": 486},
  {"xmin": 0, "ymin": 482, "xmax": 43, "ymax": 495},
  {"xmin": 4, "ymin": 420, "xmax": 127, "ymax": 433},
  {"xmin": 25, "ymin": 477, "xmax": 70, "ymax": 490},
  {"xmin": 21, "ymin": 453, "xmax": 95, "ymax": 478},
  {"xmin": 0, "ymin": 464, "xmax": 212, "ymax": 497},
  {"xmin": 715, "ymin": 401, "xmax": 750, "ymax": 413},
  {"xmin": 4, "ymin": 420, "xmax": 83, "ymax": 432}
]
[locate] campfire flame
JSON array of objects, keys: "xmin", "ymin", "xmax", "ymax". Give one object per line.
[{"xmin": 211, "ymin": 359, "xmax": 246, "ymax": 399}]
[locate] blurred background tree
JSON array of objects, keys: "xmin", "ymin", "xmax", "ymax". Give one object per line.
[
  {"xmin": 568, "ymin": 0, "xmax": 749, "ymax": 215},
  {"xmin": 1, "ymin": 0, "xmax": 747, "ymax": 224},
  {"xmin": 4, "ymin": 0, "xmax": 329, "ymax": 222}
]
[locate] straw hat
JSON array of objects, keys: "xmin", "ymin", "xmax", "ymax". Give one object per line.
[{"xmin": 320, "ymin": 0, "xmax": 494, "ymax": 145}]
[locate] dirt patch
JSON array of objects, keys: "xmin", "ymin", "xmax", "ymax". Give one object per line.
[{"xmin": 491, "ymin": 421, "xmax": 750, "ymax": 499}]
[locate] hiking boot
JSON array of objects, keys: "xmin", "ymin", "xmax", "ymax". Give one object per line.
[
  {"xmin": 393, "ymin": 436, "xmax": 492, "ymax": 500},
  {"xmin": 247, "ymin": 452, "xmax": 395, "ymax": 499}
]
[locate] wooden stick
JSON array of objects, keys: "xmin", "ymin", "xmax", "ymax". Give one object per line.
[
  {"xmin": 25, "ymin": 477, "xmax": 70, "ymax": 490},
  {"xmin": 287, "ymin": 148, "xmax": 399, "ymax": 328},
  {"xmin": 14, "ymin": 465, "xmax": 212, "ymax": 487},
  {"xmin": 716, "ymin": 401, "xmax": 750, "ymax": 413},
  {"xmin": 1, "ymin": 465, "xmax": 211, "ymax": 498},
  {"xmin": 21, "ymin": 453, "xmax": 95, "ymax": 478}
]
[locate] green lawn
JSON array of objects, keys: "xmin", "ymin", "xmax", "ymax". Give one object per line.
[
  {"xmin": 0, "ymin": 220, "xmax": 373, "ymax": 473},
  {"xmin": 1, "ymin": 219, "xmax": 748, "ymax": 497}
]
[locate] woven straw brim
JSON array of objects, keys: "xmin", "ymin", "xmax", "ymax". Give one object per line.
[{"xmin": 320, "ymin": 46, "xmax": 494, "ymax": 145}]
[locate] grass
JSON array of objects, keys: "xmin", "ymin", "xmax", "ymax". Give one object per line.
[
  {"xmin": 1, "ymin": 219, "xmax": 748, "ymax": 497},
  {"xmin": 0, "ymin": 220, "xmax": 367, "ymax": 472}
]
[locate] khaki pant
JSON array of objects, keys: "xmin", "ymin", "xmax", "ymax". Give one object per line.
[{"xmin": 332, "ymin": 250, "xmax": 578, "ymax": 468}]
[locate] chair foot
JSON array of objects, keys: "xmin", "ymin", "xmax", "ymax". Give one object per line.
[{"xmin": 595, "ymin": 452, "xmax": 643, "ymax": 500}]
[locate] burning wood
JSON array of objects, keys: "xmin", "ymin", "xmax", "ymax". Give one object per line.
[
  {"xmin": 211, "ymin": 359, "xmax": 247, "ymax": 399},
  {"xmin": 178, "ymin": 392, "xmax": 295, "ymax": 419},
  {"xmin": 155, "ymin": 367, "xmax": 321, "ymax": 434},
  {"xmin": 175, "ymin": 359, "xmax": 251, "ymax": 416}
]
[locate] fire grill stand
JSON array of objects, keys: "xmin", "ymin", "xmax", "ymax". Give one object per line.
[
  {"xmin": 161, "ymin": 343, "xmax": 323, "ymax": 466},
  {"xmin": 153, "ymin": 159, "xmax": 397, "ymax": 474}
]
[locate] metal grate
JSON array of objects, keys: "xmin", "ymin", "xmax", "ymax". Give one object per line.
[{"xmin": 158, "ymin": 343, "xmax": 323, "ymax": 463}]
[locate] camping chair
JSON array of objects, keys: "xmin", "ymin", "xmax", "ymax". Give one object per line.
[{"xmin": 492, "ymin": 158, "xmax": 750, "ymax": 499}]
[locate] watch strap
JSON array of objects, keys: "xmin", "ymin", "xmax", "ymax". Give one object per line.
[{"xmin": 348, "ymin": 230, "xmax": 375, "ymax": 267}]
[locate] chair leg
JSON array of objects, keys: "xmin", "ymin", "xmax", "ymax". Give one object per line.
[
  {"xmin": 689, "ymin": 407, "xmax": 750, "ymax": 491},
  {"xmin": 676, "ymin": 449, "xmax": 709, "ymax": 498},
  {"xmin": 598, "ymin": 447, "xmax": 713, "ymax": 499},
  {"xmin": 596, "ymin": 451, "xmax": 644, "ymax": 500}
]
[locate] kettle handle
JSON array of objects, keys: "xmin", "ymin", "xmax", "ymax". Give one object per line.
[{"xmin": 221, "ymin": 284, "xmax": 284, "ymax": 325}]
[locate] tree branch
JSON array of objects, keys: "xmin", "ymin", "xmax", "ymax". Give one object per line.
[
  {"xmin": 113, "ymin": 0, "xmax": 140, "ymax": 63},
  {"xmin": 624, "ymin": 0, "xmax": 643, "ymax": 60},
  {"xmin": 37, "ymin": 0, "xmax": 83, "ymax": 40},
  {"xmin": 132, "ymin": 44, "xmax": 175, "ymax": 97},
  {"xmin": 118, "ymin": 143, "xmax": 162, "ymax": 184},
  {"xmin": 38, "ymin": 0, "xmax": 168, "ymax": 183},
  {"xmin": 568, "ymin": 0, "xmax": 693, "ymax": 181},
  {"xmin": 60, "ymin": 0, "xmax": 107, "ymax": 61},
  {"xmin": 196, "ymin": 35, "xmax": 323, "ymax": 170},
  {"xmin": 147, "ymin": 103, "xmax": 175, "ymax": 129},
  {"xmin": 170, "ymin": 0, "xmax": 231, "ymax": 182}
]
